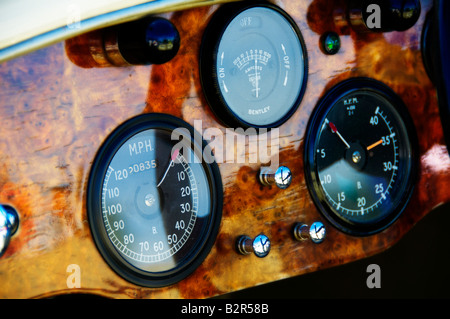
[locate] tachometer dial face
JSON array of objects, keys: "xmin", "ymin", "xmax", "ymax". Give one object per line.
[
  {"xmin": 87, "ymin": 114, "xmax": 222, "ymax": 287},
  {"xmin": 304, "ymin": 79, "xmax": 417, "ymax": 236},
  {"xmin": 200, "ymin": 1, "xmax": 307, "ymax": 128}
]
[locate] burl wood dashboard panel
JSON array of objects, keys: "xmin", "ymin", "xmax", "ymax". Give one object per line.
[{"xmin": 0, "ymin": 0, "xmax": 449, "ymax": 298}]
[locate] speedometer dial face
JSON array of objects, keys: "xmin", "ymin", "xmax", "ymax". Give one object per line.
[
  {"xmin": 304, "ymin": 79, "xmax": 417, "ymax": 236},
  {"xmin": 200, "ymin": 2, "xmax": 307, "ymax": 128},
  {"xmin": 87, "ymin": 114, "xmax": 222, "ymax": 287}
]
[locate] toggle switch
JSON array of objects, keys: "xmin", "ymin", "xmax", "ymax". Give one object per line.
[
  {"xmin": 345, "ymin": 0, "xmax": 421, "ymax": 33},
  {"xmin": 65, "ymin": 17, "xmax": 180, "ymax": 68}
]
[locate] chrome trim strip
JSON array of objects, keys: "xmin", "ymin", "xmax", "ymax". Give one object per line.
[{"xmin": 0, "ymin": 0, "xmax": 236, "ymax": 63}]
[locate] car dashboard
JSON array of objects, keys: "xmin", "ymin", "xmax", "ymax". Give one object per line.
[{"xmin": 0, "ymin": 0, "xmax": 449, "ymax": 299}]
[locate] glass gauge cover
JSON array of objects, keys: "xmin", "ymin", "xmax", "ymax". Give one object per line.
[
  {"xmin": 87, "ymin": 114, "xmax": 222, "ymax": 287},
  {"xmin": 200, "ymin": 1, "xmax": 308, "ymax": 128},
  {"xmin": 304, "ymin": 78, "xmax": 418, "ymax": 236}
]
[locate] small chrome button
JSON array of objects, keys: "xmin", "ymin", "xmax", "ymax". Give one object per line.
[
  {"xmin": 309, "ymin": 221, "xmax": 326, "ymax": 244},
  {"xmin": 236, "ymin": 234, "xmax": 271, "ymax": 258},
  {"xmin": 0, "ymin": 204, "xmax": 19, "ymax": 257},
  {"xmin": 252, "ymin": 234, "xmax": 271, "ymax": 258},
  {"xmin": 293, "ymin": 221, "xmax": 326, "ymax": 244},
  {"xmin": 259, "ymin": 166, "xmax": 292, "ymax": 189}
]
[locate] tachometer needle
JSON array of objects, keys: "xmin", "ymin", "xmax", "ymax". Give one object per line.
[
  {"xmin": 156, "ymin": 148, "xmax": 179, "ymax": 188},
  {"xmin": 367, "ymin": 139, "xmax": 383, "ymax": 151},
  {"xmin": 327, "ymin": 120, "xmax": 350, "ymax": 149}
]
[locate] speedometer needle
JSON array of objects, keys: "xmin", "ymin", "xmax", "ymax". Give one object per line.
[
  {"xmin": 156, "ymin": 148, "xmax": 179, "ymax": 188},
  {"xmin": 327, "ymin": 120, "xmax": 350, "ymax": 149}
]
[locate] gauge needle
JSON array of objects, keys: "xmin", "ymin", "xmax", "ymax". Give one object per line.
[
  {"xmin": 156, "ymin": 148, "xmax": 179, "ymax": 188},
  {"xmin": 328, "ymin": 120, "xmax": 350, "ymax": 149},
  {"xmin": 367, "ymin": 139, "xmax": 383, "ymax": 151},
  {"xmin": 254, "ymin": 59, "xmax": 259, "ymax": 98}
]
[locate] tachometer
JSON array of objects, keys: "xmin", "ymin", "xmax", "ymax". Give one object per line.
[
  {"xmin": 87, "ymin": 114, "xmax": 222, "ymax": 287},
  {"xmin": 304, "ymin": 78, "xmax": 417, "ymax": 236}
]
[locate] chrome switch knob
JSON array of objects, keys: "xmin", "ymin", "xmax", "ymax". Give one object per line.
[
  {"xmin": 0, "ymin": 205, "xmax": 19, "ymax": 257},
  {"xmin": 293, "ymin": 221, "xmax": 326, "ymax": 244},
  {"xmin": 259, "ymin": 166, "xmax": 292, "ymax": 189},
  {"xmin": 236, "ymin": 234, "xmax": 271, "ymax": 258}
]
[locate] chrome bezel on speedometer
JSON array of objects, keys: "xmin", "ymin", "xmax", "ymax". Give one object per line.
[{"xmin": 304, "ymin": 78, "xmax": 418, "ymax": 236}]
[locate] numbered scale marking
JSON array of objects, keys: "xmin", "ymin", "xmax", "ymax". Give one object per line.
[
  {"xmin": 304, "ymin": 79, "xmax": 417, "ymax": 236},
  {"xmin": 200, "ymin": 1, "xmax": 307, "ymax": 128},
  {"xmin": 102, "ymin": 152, "xmax": 197, "ymax": 264},
  {"xmin": 87, "ymin": 114, "xmax": 222, "ymax": 287}
]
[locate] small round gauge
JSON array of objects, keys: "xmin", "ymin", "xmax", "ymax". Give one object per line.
[
  {"xmin": 304, "ymin": 78, "xmax": 417, "ymax": 236},
  {"xmin": 200, "ymin": 1, "xmax": 307, "ymax": 128},
  {"xmin": 87, "ymin": 114, "xmax": 222, "ymax": 287}
]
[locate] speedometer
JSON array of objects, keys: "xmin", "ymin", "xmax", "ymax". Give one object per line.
[
  {"xmin": 87, "ymin": 114, "xmax": 222, "ymax": 287},
  {"xmin": 304, "ymin": 78, "xmax": 417, "ymax": 236}
]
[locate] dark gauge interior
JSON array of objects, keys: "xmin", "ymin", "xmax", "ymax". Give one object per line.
[
  {"xmin": 87, "ymin": 114, "xmax": 222, "ymax": 287},
  {"xmin": 304, "ymin": 78, "xmax": 418, "ymax": 236},
  {"xmin": 200, "ymin": 1, "xmax": 307, "ymax": 128}
]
